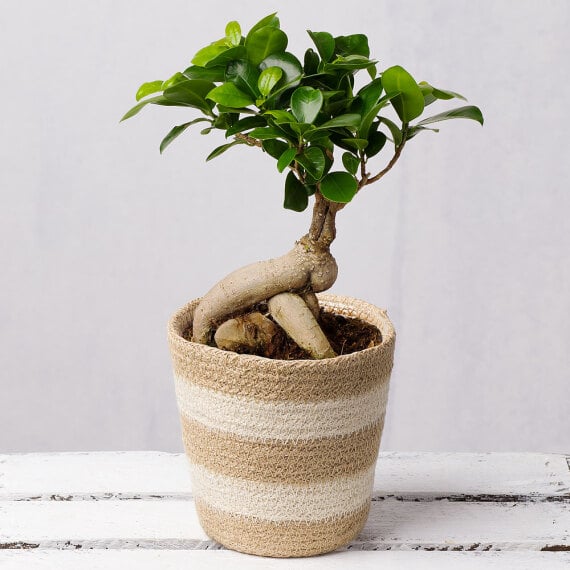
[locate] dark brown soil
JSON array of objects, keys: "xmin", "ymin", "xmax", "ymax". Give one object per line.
[{"xmin": 185, "ymin": 310, "xmax": 382, "ymax": 360}]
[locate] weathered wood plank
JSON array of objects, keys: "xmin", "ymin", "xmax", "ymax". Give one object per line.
[
  {"xmin": 1, "ymin": 549, "xmax": 570, "ymax": 570},
  {"xmin": 1, "ymin": 452, "xmax": 568, "ymax": 501},
  {"xmin": 1, "ymin": 498, "xmax": 568, "ymax": 551}
]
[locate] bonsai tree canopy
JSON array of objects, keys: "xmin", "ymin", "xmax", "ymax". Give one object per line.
[{"xmin": 123, "ymin": 13, "xmax": 483, "ymax": 359}]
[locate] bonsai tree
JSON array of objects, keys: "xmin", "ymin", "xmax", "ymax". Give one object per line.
[{"xmin": 122, "ymin": 13, "xmax": 483, "ymax": 359}]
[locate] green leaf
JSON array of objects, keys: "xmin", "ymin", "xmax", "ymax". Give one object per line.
[
  {"xmin": 291, "ymin": 86, "xmax": 323, "ymax": 124},
  {"xmin": 320, "ymin": 172, "xmax": 357, "ymax": 203},
  {"xmin": 263, "ymin": 109, "xmax": 296, "ymax": 123},
  {"xmin": 419, "ymin": 81, "xmax": 466, "ymax": 106},
  {"xmin": 277, "ymin": 147, "xmax": 297, "ymax": 172},
  {"xmin": 159, "ymin": 119, "xmax": 210, "ymax": 153},
  {"xmin": 284, "ymin": 171, "xmax": 309, "ymax": 212},
  {"xmin": 161, "ymin": 72, "xmax": 187, "ymax": 90},
  {"xmin": 296, "ymin": 147, "xmax": 325, "ymax": 179},
  {"xmin": 324, "ymin": 55, "xmax": 375, "ymax": 71},
  {"xmin": 334, "ymin": 34, "xmax": 370, "ymax": 57},
  {"xmin": 262, "ymin": 138, "xmax": 288, "ymax": 159},
  {"xmin": 163, "ymin": 79, "xmax": 215, "ymax": 114},
  {"xmin": 120, "ymin": 95, "xmax": 166, "ymax": 121},
  {"xmin": 415, "ymin": 105, "xmax": 484, "ymax": 127},
  {"xmin": 341, "ymin": 138, "xmax": 368, "ymax": 150},
  {"xmin": 258, "ymin": 66, "xmax": 283, "ymax": 96},
  {"xmin": 304, "ymin": 48, "xmax": 320, "ymax": 74},
  {"xmin": 204, "ymin": 46, "xmax": 246, "ymax": 68},
  {"xmin": 225, "ymin": 60, "xmax": 260, "ymax": 98},
  {"xmin": 248, "ymin": 12, "xmax": 280, "ymax": 35},
  {"xmin": 135, "ymin": 80, "xmax": 163, "ymax": 101},
  {"xmin": 248, "ymin": 126, "xmax": 287, "ymax": 140},
  {"xmin": 206, "ymin": 83, "xmax": 254, "ymax": 108},
  {"xmin": 379, "ymin": 117, "xmax": 403, "ymax": 146},
  {"xmin": 225, "ymin": 21, "xmax": 241, "ymax": 46},
  {"xmin": 191, "ymin": 44, "xmax": 227, "ymax": 66},
  {"xmin": 183, "ymin": 65, "xmax": 226, "ymax": 82},
  {"xmin": 365, "ymin": 130, "xmax": 387, "ymax": 158},
  {"xmin": 245, "ymin": 27, "xmax": 288, "ymax": 66},
  {"xmin": 307, "ymin": 30, "xmax": 335, "ymax": 62},
  {"xmin": 206, "ymin": 140, "xmax": 242, "ymax": 161},
  {"xmin": 342, "ymin": 152, "xmax": 360, "ymax": 175},
  {"xmin": 355, "ymin": 78, "xmax": 384, "ymax": 115},
  {"xmin": 225, "ymin": 115, "xmax": 267, "ymax": 137},
  {"xmin": 259, "ymin": 52, "xmax": 303, "ymax": 88},
  {"xmin": 316, "ymin": 113, "xmax": 361, "ymax": 130},
  {"xmin": 382, "ymin": 65, "xmax": 424, "ymax": 122}
]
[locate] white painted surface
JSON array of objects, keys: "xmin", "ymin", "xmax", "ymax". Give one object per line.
[
  {"xmin": 1, "ymin": 452, "xmax": 568, "ymax": 562},
  {"xmin": 1, "ymin": 1, "xmax": 570, "ymax": 455},
  {"xmin": 1, "ymin": 550, "xmax": 570, "ymax": 570}
]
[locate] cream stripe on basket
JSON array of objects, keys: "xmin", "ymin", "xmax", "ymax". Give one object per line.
[
  {"xmin": 190, "ymin": 463, "xmax": 375, "ymax": 521},
  {"xmin": 174, "ymin": 375, "xmax": 389, "ymax": 441}
]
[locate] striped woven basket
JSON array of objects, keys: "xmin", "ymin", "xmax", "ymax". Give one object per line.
[{"xmin": 167, "ymin": 293, "xmax": 395, "ymax": 557}]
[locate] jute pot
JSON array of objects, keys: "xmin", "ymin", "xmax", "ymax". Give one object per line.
[{"xmin": 167, "ymin": 293, "xmax": 395, "ymax": 558}]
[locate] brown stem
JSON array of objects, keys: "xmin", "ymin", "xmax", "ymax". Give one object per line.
[
  {"xmin": 234, "ymin": 133, "xmax": 262, "ymax": 147},
  {"xmin": 365, "ymin": 123, "xmax": 409, "ymax": 186},
  {"xmin": 307, "ymin": 192, "xmax": 341, "ymax": 247}
]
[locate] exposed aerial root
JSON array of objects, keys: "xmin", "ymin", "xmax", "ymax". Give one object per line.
[
  {"xmin": 268, "ymin": 293, "xmax": 336, "ymax": 359},
  {"xmin": 214, "ymin": 312, "xmax": 278, "ymax": 353}
]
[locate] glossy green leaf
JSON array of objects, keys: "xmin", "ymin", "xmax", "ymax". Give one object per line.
[
  {"xmin": 365, "ymin": 130, "xmax": 387, "ymax": 158},
  {"xmin": 183, "ymin": 65, "xmax": 226, "ymax": 82},
  {"xmin": 415, "ymin": 105, "xmax": 483, "ymax": 126},
  {"xmin": 225, "ymin": 60, "xmax": 260, "ymax": 98},
  {"xmin": 382, "ymin": 65, "xmax": 424, "ymax": 122},
  {"xmin": 334, "ymin": 34, "xmax": 370, "ymax": 57},
  {"xmin": 258, "ymin": 66, "xmax": 283, "ymax": 96},
  {"xmin": 225, "ymin": 115, "xmax": 267, "ymax": 137},
  {"xmin": 320, "ymin": 171, "xmax": 357, "ymax": 203},
  {"xmin": 135, "ymin": 80, "xmax": 163, "ymax": 101},
  {"xmin": 379, "ymin": 117, "xmax": 403, "ymax": 146},
  {"xmin": 206, "ymin": 140, "xmax": 242, "ymax": 161},
  {"xmin": 262, "ymin": 138, "xmax": 288, "ymax": 159},
  {"xmin": 163, "ymin": 80, "xmax": 215, "ymax": 114},
  {"xmin": 161, "ymin": 72, "xmax": 187, "ymax": 90},
  {"xmin": 358, "ymin": 101, "xmax": 389, "ymax": 139},
  {"xmin": 355, "ymin": 78, "xmax": 384, "ymax": 115},
  {"xmin": 419, "ymin": 81, "xmax": 466, "ymax": 106},
  {"xmin": 304, "ymin": 48, "xmax": 320, "ymax": 74},
  {"xmin": 316, "ymin": 113, "xmax": 361, "ymax": 130},
  {"xmin": 159, "ymin": 119, "xmax": 210, "ymax": 153},
  {"xmin": 284, "ymin": 171, "xmax": 308, "ymax": 212},
  {"xmin": 296, "ymin": 147, "xmax": 325, "ymax": 179},
  {"xmin": 248, "ymin": 13, "xmax": 280, "ymax": 35},
  {"xmin": 324, "ymin": 55, "xmax": 375, "ymax": 71},
  {"xmin": 225, "ymin": 21, "xmax": 241, "ymax": 46},
  {"xmin": 205, "ymin": 46, "xmax": 246, "ymax": 68},
  {"xmin": 259, "ymin": 52, "xmax": 303, "ymax": 88},
  {"xmin": 342, "ymin": 152, "xmax": 360, "ymax": 175},
  {"xmin": 245, "ymin": 27, "xmax": 288, "ymax": 66},
  {"xmin": 206, "ymin": 83, "xmax": 254, "ymax": 108},
  {"xmin": 120, "ymin": 95, "xmax": 166, "ymax": 121},
  {"xmin": 191, "ymin": 44, "xmax": 227, "ymax": 66},
  {"xmin": 307, "ymin": 30, "xmax": 335, "ymax": 62},
  {"xmin": 263, "ymin": 109, "xmax": 296, "ymax": 123},
  {"xmin": 248, "ymin": 126, "xmax": 287, "ymax": 140},
  {"xmin": 277, "ymin": 147, "xmax": 297, "ymax": 172},
  {"xmin": 341, "ymin": 138, "xmax": 368, "ymax": 150},
  {"xmin": 291, "ymin": 86, "xmax": 323, "ymax": 124}
]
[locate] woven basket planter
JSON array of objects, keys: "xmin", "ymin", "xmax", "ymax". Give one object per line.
[{"xmin": 167, "ymin": 293, "xmax": 395, "ymax": 557}]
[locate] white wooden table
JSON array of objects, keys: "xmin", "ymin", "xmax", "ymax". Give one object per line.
[{"xmin": 1, "ymin": 452, "xmax": 568, "ymax": 569}]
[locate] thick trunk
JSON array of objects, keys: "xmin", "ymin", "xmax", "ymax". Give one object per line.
[{"xmin": 191, "ymin": 192, "xmax": 340, "ymax": 352}]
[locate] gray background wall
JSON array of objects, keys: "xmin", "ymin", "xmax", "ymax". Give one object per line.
[{"xmin": 1, "ymin": 0, "xmax": 568, "ymax": 453}]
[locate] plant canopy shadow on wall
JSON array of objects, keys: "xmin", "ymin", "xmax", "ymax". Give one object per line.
[{"xmin": 122, "ymin": 13, "xmax": 483, "ymax": 359}]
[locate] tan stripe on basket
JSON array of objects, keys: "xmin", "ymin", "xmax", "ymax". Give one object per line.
[
  {"xmin": 196, "ymin": 499, "xmax": 370, "ymax": 558},
  {"xmin": 189, "ymin": 463, "xmax": 375, "ymax": 521},
  {"xmin": 181, "ymin": 415, "xmax": 384, "ymax": 483},
  {"xmin": 175, "ymin": 375, "xmax": 389, "ymax": 441}
]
